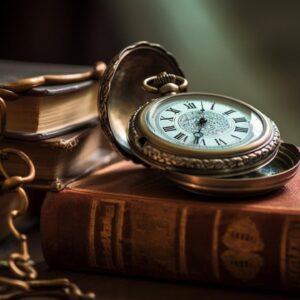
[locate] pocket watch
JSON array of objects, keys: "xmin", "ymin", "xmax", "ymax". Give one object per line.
[{"xmin": 99, "ymin": 41, "xmax": 299, "ymax": 196}]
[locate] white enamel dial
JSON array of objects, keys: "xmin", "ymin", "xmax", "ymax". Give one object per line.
[{"xmin": 145, "ymin": 94, "xmax": 265, "ymax": 150}]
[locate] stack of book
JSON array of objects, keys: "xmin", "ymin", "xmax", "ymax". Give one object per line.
[
  {"xmin": 0, "ymin": 60, "xmax": 116, "ymax": 239},
  {"xmin": 2, "ymin": 60, "xmax": 299, "ymax": 295},
  {"xmin": 0, "ymin": 60, "xmax": 115, "ymax": 190}
]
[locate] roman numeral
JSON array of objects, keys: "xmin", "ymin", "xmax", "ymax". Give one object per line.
[
  {"xmin": 163, "ymin": 125, "xmax": 176, "ymax": 132},
  {"xmin": 223, "ymin": 109, "xmax": 235, "ymax": 115},
  {"xmin": 166, "ymin": 107, "xmax": 181, "ymax": 114},
  {"xmin": 233, "ymin": 117, "xmax": 247, "ymax": 123},
  {"xmin": 211, "ymin": 102, "xmax": 215, "ymax": 110},
  {"xmin": 231, "ymin": 134, "xmax": 241, "ymax": 140},
  {"xmin": 235, "ymin": 126, "xmax": 248, "ymax": 133},
  {"xmin": 184, "ymin": 102, "xmax": 196, "ymax": 109},
  {"xmin": 160, "ymin": 116, "xmax": 174, "ymax": 122},
  {"xmin": 194, "ymin": 137, "xmax": 206, "ymax": 145},
  {"xmin": 215, "ymin": 138, "xmax": 227, "ymax": 145},
  {"xmin": 174, "ymin": 132, "xmax": 188, "ymax": 142}
]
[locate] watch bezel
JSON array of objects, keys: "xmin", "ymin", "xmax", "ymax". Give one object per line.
[
  {"xmin": 128, "ymin": 92, "xmax": 281, "ymax": 176},
  {"xmin": 135, "ymin": 92, "xmax": 277, "ymax": 156}
]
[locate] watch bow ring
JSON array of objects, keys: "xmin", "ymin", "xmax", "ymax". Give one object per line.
[{"xmin": 143, "ymin": 72, "xmax": 188, "ymax": 95}]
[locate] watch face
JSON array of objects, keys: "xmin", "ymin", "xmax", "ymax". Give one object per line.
[{"xmin": 143, "ymin": 93, "xmax": 267, "ymax": 151}]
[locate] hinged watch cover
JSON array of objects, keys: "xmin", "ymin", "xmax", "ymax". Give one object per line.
[{"xmin": 99, "ymin": 41, "xmax": 184, "ymax": 164}]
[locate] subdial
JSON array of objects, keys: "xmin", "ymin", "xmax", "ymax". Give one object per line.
[{"xmin": 178, "ymin": 110, "xmax": 231, "ymax": 137}]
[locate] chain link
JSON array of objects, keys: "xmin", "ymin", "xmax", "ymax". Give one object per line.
[{"xmin": 0, "ymin": 96, "xmax": 95, "ymax": 299}]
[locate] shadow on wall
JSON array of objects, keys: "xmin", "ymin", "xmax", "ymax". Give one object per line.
[
  {"xmin": 0, "ymin": 0, "xmax": 299, "ymax": 144},
  {"xmin": 108, "ymin": 0, "xmax": 300, "ymax": 145}
]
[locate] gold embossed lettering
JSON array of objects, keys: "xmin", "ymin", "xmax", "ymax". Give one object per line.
[
  {"xmin": 99, "ymin": 204, "xmax": 115, "ymax": 269},
  {"xmin": 286, "ymin": 221, "xmax": 300, "ymax": 285},
  {"xmin": 221, "ymin": 217, "xmax": 264, "ymax": 281}
]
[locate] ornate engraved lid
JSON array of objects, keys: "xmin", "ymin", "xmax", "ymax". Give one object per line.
[{"xmin": 98, "ymin": 41, "xmax": 184, "ymax": 162}]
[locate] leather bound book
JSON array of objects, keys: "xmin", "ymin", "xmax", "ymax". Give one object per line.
[
  {"xmin": 41, "ymin": 160, "xmax": 300, "ymax": 293},
  {"xmin": 0, "ymin": 125, "xmax": 117, "ymax": 191},
  {"xmin": 0, "ymin": 60, "xmax": 105, "ymax": 140}
]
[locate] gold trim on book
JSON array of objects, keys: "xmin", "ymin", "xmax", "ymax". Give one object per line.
[
  {"xmin": 99, "ymin": 202, "xmax": 115, "ymax": 270},
  {"xmin": 212, "ymin": 210, "xmax": 222, "ymax": 281},
  {"xmin": 98, "ymin": 199, "xmax": 126, "ymax": 272},
  {"xmin": 88, "ymin": 199, "xmax": 98, "ymax": 268},
  {"xmin": 179, "ymin": 207, "xmax": 188, "ymax": 277},
  {"xmin": 0, "ymin": 61, "xmax": 106, "ymax": 93},
  {"xmin": 0, "ymin": 88, "xmax": 18, "ymax": 100},
  {"xmin": 0, "ymin": 97, "xmax": 7, "ymax": 137},
  {"xmin": 221, "ymin": 217, "xmax": 264, "ymax": 281},
  {"xmin": 113, "ymin": 199, "xmax": 126, "ymax": 272},
  {"xmin": 280, "ymin": 216, "xmax": 300, "ymax": 289},
  {"xmin": 280, "ymin": 216, "xmax": 289, "ymax": 288}
]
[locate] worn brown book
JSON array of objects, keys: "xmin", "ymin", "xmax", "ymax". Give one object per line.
[
  {"xmin": 0, "ymin": 60, "xmax": 105, "ymax": 140},
  {"xmin": 41, "ymin": 160, "xmax": 300, "ymax": 293},
  {"xmin": 1, "ymin": 125, "xmax": 116, "ymax": 190}
]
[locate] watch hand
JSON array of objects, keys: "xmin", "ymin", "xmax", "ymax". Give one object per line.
[
  {"xmin": 193, "ymin": 127, "xmax": 204, "ymax": 144},
  {"xmin": 199, "ymin": 101, "xmax": 207, "ymax": 126},
  {"xmin": 194, "ymin": 129, "xmax": 204, "ymax": 138},
  {"xmin": 201, "ymin": 101, "xmax": 205, "ymax": 112}
]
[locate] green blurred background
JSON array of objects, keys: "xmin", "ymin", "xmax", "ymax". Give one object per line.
[{"xmin": 0, "ymin": 0, "xmax": 299, "ymax": 144}]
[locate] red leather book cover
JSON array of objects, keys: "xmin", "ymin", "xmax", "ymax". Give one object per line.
[{"xmin": 41, "ymin": 160, "xmax": 300, "ymax": 293}]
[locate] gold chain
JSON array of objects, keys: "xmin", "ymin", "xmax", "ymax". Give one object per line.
[{"xmin": 0, "ymin": 96, "xmax": 95, "ymax": 299}]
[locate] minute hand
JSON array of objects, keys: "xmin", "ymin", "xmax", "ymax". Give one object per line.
[{"xmin": 199, "ymin": 102, "xmax": 207, "ymax": 126}]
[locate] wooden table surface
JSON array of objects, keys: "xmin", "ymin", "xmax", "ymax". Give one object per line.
[{"xmin": 0, "ymin": 227, "xmax": 298, "ymax": 300}]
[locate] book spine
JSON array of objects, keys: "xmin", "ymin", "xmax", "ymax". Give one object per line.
[{"xmin": 41, "ymin": 190, "xmax": 300, "ymax": 293}]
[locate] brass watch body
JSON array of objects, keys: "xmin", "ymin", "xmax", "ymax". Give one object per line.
[
  {"xmin": 128, "ymin": 90, "xmax": 280, "ymax": 177},
  {"xmin": 99, "ymin": 41, "xmax": 299, "ymax": 196}
]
